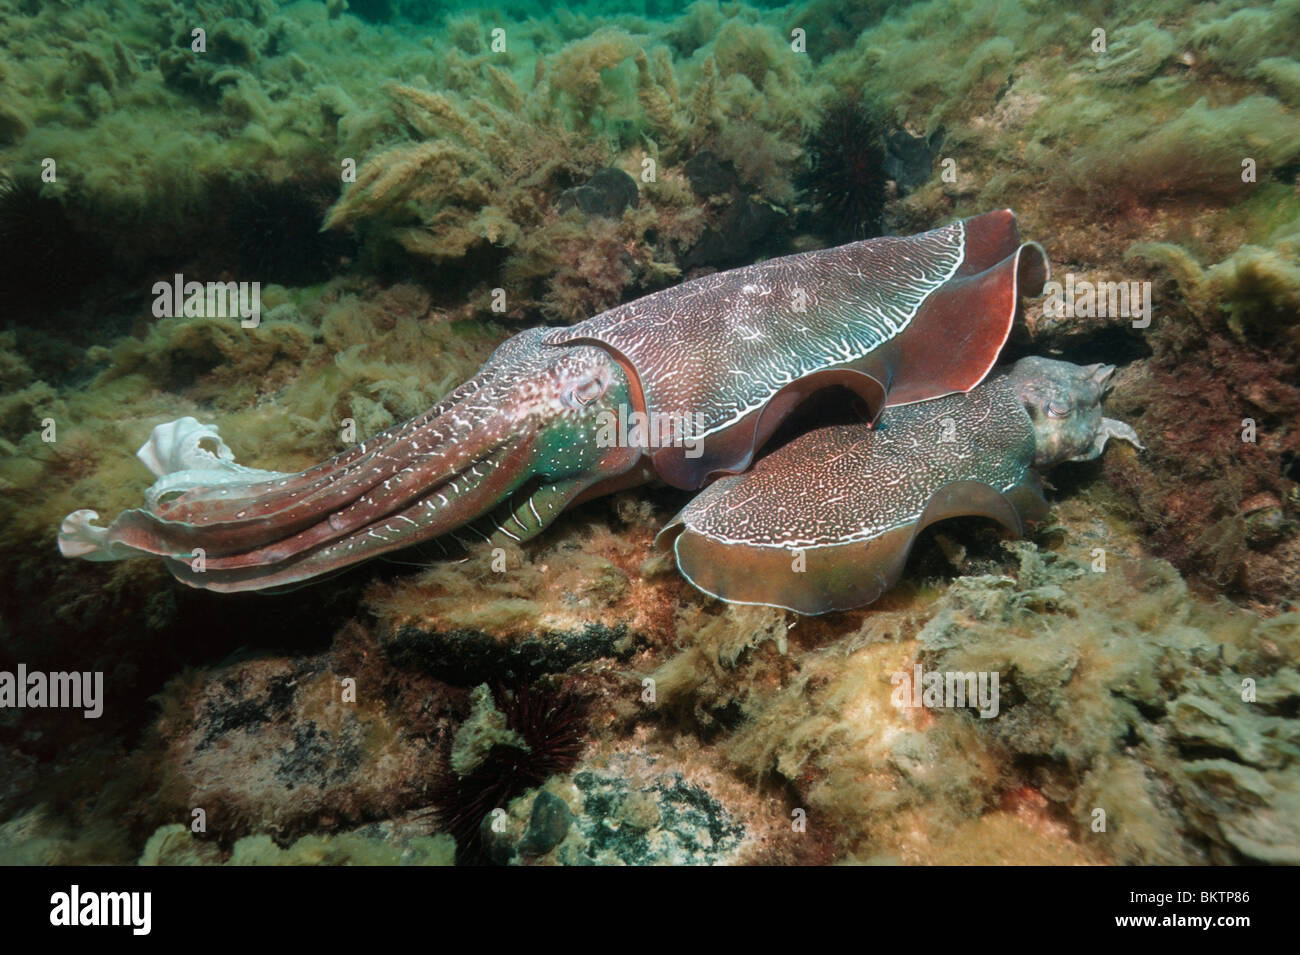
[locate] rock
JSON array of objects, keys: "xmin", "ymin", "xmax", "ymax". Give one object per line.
[
  {"xmin": 682, "ymin": 196, "xmax": 784, "ymax": 269},
  {"xmin": 683, "ymin": 150, "xmax": 738, "ymax": 196},
  {"xmin": 138, "ymin": 819, "xmax": 456, "ymax": 865},
  {"xmin": 1168, "ymin": 694, "xmax": 1288, "ymax": 770},
  {"xmin": 381, "ymin": 621, "xmax": 638, "ymax": 684},
  {"xmin": 480, "ymin": 811, "xmax": 518, "ymax": 866},
  {"xmin": 883, "ymin": 128, "xmax": 942, "ymax": 193},
  {"xmin": 909, "ymin": 540, "xmax": 1300, "ymax": 863},
  {"xmin": 557, "ymin": 168, "xmax": 639, "ymax": 219},
  {"xmin": 1241, "ymin": 492, "xmax": 1289, "ymax": 547},
  {"xmin": 519, "ymin": 790, "xmax": 572, "ymax": 856},
  {"xmin": 554, "ymin": 769, "xmax": 746, "ymax": 865},
  {"xmin": 147, "ymin": 641, "xmax": 462, "ymax": 843},
  {"xmin": 1017, "ymin": 268, "xmax": 1155, "ymax": 355}
]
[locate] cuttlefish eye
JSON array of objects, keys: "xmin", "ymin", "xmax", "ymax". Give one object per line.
[
  {"xmin": 568, "ymin": 375, "xmax": 606, "ymax": 408},
  {"xmin": 1046, "ymin": 400, "xmax": 1071, "ymax": 419}
]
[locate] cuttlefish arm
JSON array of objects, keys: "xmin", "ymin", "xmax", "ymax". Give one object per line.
[
  {"xmin": 657, "ymin": 358, "xmax": 1142, "ymax": 615},
  {"xmin": 59, "ymin": 328, "xmax": 643, "ymax": 592},
  {"xmin": 58, "ymin": 416, "xmax": 291, "ymax": 561}
]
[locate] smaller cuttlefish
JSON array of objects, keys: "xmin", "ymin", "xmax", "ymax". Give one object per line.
[{"xmin": 657, "ymin": 357, "xmax": 1143, "ymax": 615}]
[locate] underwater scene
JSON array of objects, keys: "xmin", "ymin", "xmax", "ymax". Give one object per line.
[{"xmin": 0, "ymin": 0, "xmax": 1297, "ymax": 871}]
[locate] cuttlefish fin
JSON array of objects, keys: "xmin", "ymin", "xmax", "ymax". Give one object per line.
[
  {"xmin": 883, "ymin": 230, "xmax": 1048, "ymax": 406},
  {"xmin": 651, "ymin": 366, "xmax": 890, "ymax": 489},
  {"xmin": 660, "ymin": 475, "xmax": 1046, "ymax": 616}
]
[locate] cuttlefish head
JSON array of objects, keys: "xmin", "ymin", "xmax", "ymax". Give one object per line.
[
  {"xmin": 345, "ymin": 325, "xmax": 645, "ymax": 551},
  {"xmin": 1006, "ymin": 356, "xmax": 1144, "ymax": 467},
  {"xmin": 468, "ymin": 328, "xmax": 640, "ymax": 486}
]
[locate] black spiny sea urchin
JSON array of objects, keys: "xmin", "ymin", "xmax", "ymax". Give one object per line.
[
  {"xmin": 803, "ymin": 100, "xmax": 890, "ymax": 243},
  {"xmin": 433, "ymin": 682, "xmax": 587, "ymax": 865}
]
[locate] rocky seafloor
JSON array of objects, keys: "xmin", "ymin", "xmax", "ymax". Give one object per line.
[{"xmin": 0, "ymin": 0, "xmax": 1298, "ymax": 864}]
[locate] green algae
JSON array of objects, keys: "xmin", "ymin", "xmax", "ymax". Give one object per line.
[
  {"xmin": 1128, "ymin": 214, "xmax": 1300, "ymax": 342},
  {"xmin": 706, "ymin": 542, "xmax": 1300, "ymax": 863},
  {"xmin": 450, "ymin": 684, "xmax": 528, "ymax": 775}
]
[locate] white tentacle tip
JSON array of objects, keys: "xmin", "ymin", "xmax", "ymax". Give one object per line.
[
  {"xmin": 1099, "ymin": 416, "xmax": 1146, "ymax": 454},
  {"xmin": 58, "ymin": 509, "xmax": 110, "ymax": 560}
]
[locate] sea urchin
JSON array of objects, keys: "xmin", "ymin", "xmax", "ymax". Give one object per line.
[
  {"xmin": 803, "ymin": 100, "xmax": 890, "ymax": 243},
  {"xmin": 433, "ymin": 682, "xmax": 587, "ymax": 865}
]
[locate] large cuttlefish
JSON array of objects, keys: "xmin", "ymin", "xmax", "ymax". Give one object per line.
[{"xmin": 58, "ymin": 209, "xmax": 1139, "ymax": 611}]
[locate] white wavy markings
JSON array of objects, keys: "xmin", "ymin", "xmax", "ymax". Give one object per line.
[
  {"xmin": 548, "ymin": 220, "xmax": 967, "ymax": 441},
  {"xmin": 678, "ymin": 375, "xmax": 1036, "ymax": 550}
]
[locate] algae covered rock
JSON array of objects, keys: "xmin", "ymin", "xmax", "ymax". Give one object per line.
[
  {"xmin": 2, "ymin": 0, "xmax": 1299, "ymax": 872},
  {"xmin": 915, "ymin": 544, "xmax": 1300, "ymax": 864},
  {"xmin": 474, "ymin": 763, "xmax": 750, "ymax": 866},
  {"xmin": 140, "ymin": 820, "xmax": 456, "ymax": 866},
  {"xmin": 145, "ymin": 630, "xmax": 464, "ymax": 847},
  {"xmin": 557, "ymin": 168, "xmax": 640, "ymax": 219}
]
